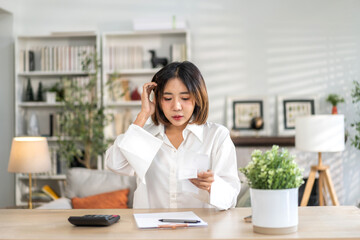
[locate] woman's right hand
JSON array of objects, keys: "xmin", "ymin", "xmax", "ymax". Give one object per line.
[{"xmin": 134, "ymin": 82, "xmax": 157, "ymax": 127}]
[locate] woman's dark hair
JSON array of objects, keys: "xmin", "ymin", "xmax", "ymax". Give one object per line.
[{"xmin": 151, "ymin": 61, "xmax": 209, "ymax": 126}]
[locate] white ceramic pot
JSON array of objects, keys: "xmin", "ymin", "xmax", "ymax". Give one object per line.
[
  {"xmin": 46, "ymin": 92, "xmax": 56, "ymax": 103},
  {"xmin": 250, "ymin": 188, "xmax": 298, "ymax": 235}
]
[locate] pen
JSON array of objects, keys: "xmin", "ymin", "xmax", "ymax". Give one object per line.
[{"xmin": 159, "ymin": 219, "xmax": 200, "ymax": 223}]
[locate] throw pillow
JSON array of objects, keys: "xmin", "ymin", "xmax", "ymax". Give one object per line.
[
  {"xmin": 65, "ymin": 168, "xmax": 136, "ymax": 208},
  {"xmin": 72, "ymin": 189, "xmax": 129, "ymax": 209}
]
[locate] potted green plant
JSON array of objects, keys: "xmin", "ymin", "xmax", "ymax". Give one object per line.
[
  {"xmin": 351, "ymin": 80, "xmax": 360, "ymax": 150},
  {"xmin": 44, "ymin": 82, "xmax": 64, "ymax": 103},
  {"xmin": 326, "ymin": 94, "xmax": 344, "ymax": 114},
  {"xmin": 57, "ymin": 52, "xmax": 109, "ymax": 169},
  {"xmin": 239, "ymin": 145, "xmax": 304, "ymax": 235}
]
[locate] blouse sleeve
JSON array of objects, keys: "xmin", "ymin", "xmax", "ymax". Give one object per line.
[
  {"xmin": 105, "ymin": 124, "xmax": 163, "ymax": 183},
  {"xmin": 208, "ymin": 131, "xmax": 241, "ymax": 210}
]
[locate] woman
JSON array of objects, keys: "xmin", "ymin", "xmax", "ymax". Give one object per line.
[{"xmin": 106, "ymin": 61, "xmax": 240, "ymax": 210}]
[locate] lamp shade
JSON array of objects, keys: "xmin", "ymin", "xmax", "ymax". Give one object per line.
[
  {"xmin": 8, "ymin": 137, "xmax": 51, "ymax": 173},
  {"xmin": 295, "ymin": 115, "xmax": 345, "ymax": 152}
]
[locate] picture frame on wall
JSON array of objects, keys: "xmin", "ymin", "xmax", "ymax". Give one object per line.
[
  {"xmin": 277, "ymin": 96, "xmax": 316, "ymax": 135},
  {"xmin": 226, "ymin": 96, "xmax": 268, "ymax": 136}
]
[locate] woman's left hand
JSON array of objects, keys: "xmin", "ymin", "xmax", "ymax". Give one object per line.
[{"xmin": 190, "ymin": 170, "xmax": 214, "ymax": 193}]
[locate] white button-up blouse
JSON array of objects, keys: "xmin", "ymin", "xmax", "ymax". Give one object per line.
[{"xmin": 105, "ymin": 122, "xmax": 240, "ymax": 210}]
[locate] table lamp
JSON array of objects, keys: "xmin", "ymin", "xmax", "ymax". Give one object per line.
[
  {"xmin": 295, "ymin": 115, "xmax": 344, "ymax": 206},
  {"xmin": 8, "ymin": 137, "xmax": 51, "ymax": 209}
]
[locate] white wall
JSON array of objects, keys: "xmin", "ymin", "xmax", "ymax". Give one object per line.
[
  {"xmin": 0, "ymin": 8, "xmax": 14, "ymax": 208},
  {"xmin": 0, "ymin": 0, "xmax": 359, "ymax": 206}
]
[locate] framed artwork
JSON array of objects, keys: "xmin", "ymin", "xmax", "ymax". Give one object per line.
[
  {"xmin": 226, "ymin": 96, "xmax": 268, "ymax": 136},
  {"xmin": 277, "ymin": 96, "xmax": 316, "ymax": 135}
]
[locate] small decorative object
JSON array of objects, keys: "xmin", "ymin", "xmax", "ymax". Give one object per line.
[
  {"xmin": 44, "ymin": 82, "xmax": 64, "ymax": 103},
  {"xmin": 250, "ymin": 116, "xmax": 264, "ymax": 130},
  {"xmin": 326, "ymin": 94, "xmax": 344, "ymax": 114},
  {"xmin": 36, "ymin": 82, "xmax": 44, "ymax": 101},
  {"xmin": 121, "ymin": 80, "xmax": 131, "ymax": 101},
  {"xmin": 239, "ymin": 146, "xmax": 304, "ymax": 235},
  {"xmin": 27, "ymin": 113, "xmax": 40, "ymax": 136},
  {"xmin": 149, "ymin": 50, "xmax": 168, "ymax": 68},
  {"xmin": 131, "ymin": 87, "xmax": 141, "ymax": 100},
  {"xmin": 46, "ymin": 92, "xmax": 56, "ymax": 103},
  {"xmin": 25, "ymin": 78, "xmax": 35, "ymax": 101}
]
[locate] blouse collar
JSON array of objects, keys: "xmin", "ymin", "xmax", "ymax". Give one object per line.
[{"xmin": 147, "ymin": 122, "xmax": 204, "ymax": 143}]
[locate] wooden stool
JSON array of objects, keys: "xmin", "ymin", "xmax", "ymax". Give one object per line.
[{"xmin": 300, "ymin": 152, "xmax": 339, "ymax": 206}]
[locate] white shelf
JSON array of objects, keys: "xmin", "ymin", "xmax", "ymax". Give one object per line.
[
  {"xmin": 18, "ymin": 102, "xmax": 64, "ymax": 108},
  {"xmin": 14, "ymin": 33, "xmax": 101, "ymax": 207},
  {"xmin": 18, "ymin": 174, "xmax": 66, "ymax": 180},
  {"xmin": 106, "ymin": 101, "xmax": 142, "ymax": 107},
  {"xmin": 46, "ymin": 136, "xmax": 73, "ymax": 142},
  {"xmin": 104, "ymin": 29, "xmax": 188, "ymax": 37},
  {"xmin": 105, "ymin": 68, "xmax": 161, "ymax": 75},
  {"xmin": 18, "ymin": 33, "xmax": 97, "ymax": 39},
  {"xmin": 102, "ymin": 29, "xmax": 190, "ymax": 141},
  {"xmin": 18, "ymin": 71, "xmax": 96, "ymax": 77}
]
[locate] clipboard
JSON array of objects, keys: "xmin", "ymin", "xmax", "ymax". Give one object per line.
[{"xmin": 133, "ymin": 211, "xmax": 208, "ymax": 229}]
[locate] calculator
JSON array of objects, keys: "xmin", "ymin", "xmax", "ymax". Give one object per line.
[{"xmin": 68, "ymin": 214, "xmax": 120, "ymax": 226}]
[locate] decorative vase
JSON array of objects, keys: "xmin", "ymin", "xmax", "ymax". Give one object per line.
[
  {"xmin": 250, "ymin": 188, "xmax": 298, "ymax": 235},
  {"xmin": 27, "ymin": 113, "xmax": 40, "ymax": 136},
  {"xmin": 332, "ymin": 106, "xmax": 338, "ymax": 114},
  {"xmin": 36, "ymin": 82, "xmax": 44, "ymax": 101},
  {"xmin": 25, "ymin": 78, "xmax": 34, "ymax": 101},
  {"xmin": 46, "ymin": 92, "xmax": 56, "ymax": 103},
  {"xmin": 131, "ymin": 87, "xmax": 141, "ymax": 100}
]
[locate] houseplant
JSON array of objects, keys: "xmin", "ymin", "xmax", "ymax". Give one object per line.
[
  {"xmin": 351, "ymin": 80, "xmax": 360, "ymax": 150},
  {"xmin": 57, "ymin": 52, "xmax": 108, "ymax": 169},
  {"xmin": 44, "ymin": 82, "xmax": 64, "ymax": 103},
  {"xmin": 239, "ymin": 145, "xmax": 304, "ymax": 235},
  {"xmin": 326, "ymin": 93, "xmax": 344, "ymax": 114}
]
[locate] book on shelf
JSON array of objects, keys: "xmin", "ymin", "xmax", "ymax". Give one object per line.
[
  {"xmin": 170, "ymin": 44, "xmax": 187, "ymax": 62},
  {"xmin": 22, "ymin": 191, "xmax": 52, "ymax": 203},
  {"xmin": 49, "ymin": 114, "xmax": 54, "ymax": 137},
  {"xmin": 106, "ymin": 109, "xmax": 133, "ymax": 139},
  {"xmin": 105, "ymin": 46, "xmax": 143, "ymax": 71},
  {"xmin": 18, "ymin": 45, "xmax": 96, "ymax": 73},
  {"xmin": 49, "ymin": 147, "xmax": 57, "ymax": 175},
  {"xmin": 108, "ymin": 78, "xmax": 132, "ymax": 102},
  {"xmin": 29, "ymin": 50, "xmax": 35, "ymax": 71},
  {"xmin": 63, "ymin": 76, "xmax": 92, "ymax": 102},
  {"xmin": 42, "ymin": 185, "xmax": 60, "ymax": 200},
  {"xmin": 56, "ymin": 153, "xmax": 68, "ymax": 175},
  {"xmin": 50, "ymin": 112, "xmax": 63, "ymax": 137}
]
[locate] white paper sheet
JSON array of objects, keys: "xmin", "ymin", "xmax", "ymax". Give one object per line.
[
  {"xmin": 178, "ymin": 152, "xmax": 210, "ymax": 180},
  {"xmin": 133, "ymin": 211, "xmax": 208, "ymax": 229}
]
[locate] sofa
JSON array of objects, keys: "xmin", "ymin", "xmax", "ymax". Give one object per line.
[
  {"xmin": 37, "ymin": 167, "xmax": 137, "ymax": 209},
  {"xmin": 38, "ymin": 167, "xmax": 250, "ymax": 209}
]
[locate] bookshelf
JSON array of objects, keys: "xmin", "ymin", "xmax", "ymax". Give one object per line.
[
  {"xmin": 13, "ymin": 30, "xmax": 190, "ymax": 206},
  {"xmin": 14, "ymin": 33, "xmax": 100, "ymax": 206},
  {"xmin": 102, "ymin": 30, "xmax": 190, "ymax": 140}
]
